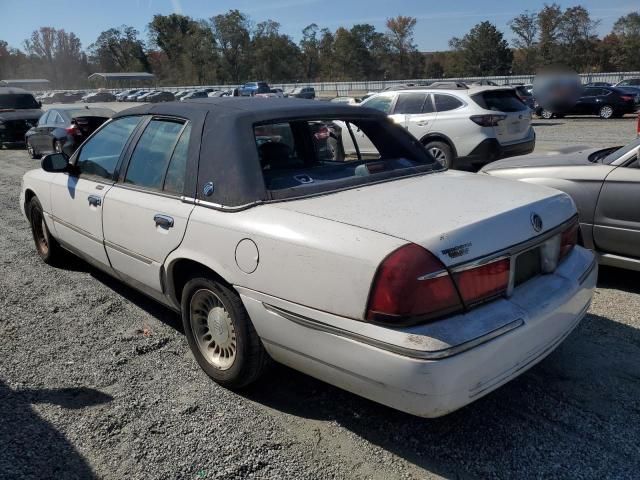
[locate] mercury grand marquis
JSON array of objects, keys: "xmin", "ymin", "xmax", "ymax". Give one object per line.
[{"xmin": 20, "ymin": 98, "xmax": 597, "ymax": 417}]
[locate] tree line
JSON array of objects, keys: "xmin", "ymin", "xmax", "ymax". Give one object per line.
[{"xmin": 0, "ymin": 5, "xmax": 638, "ymax": 89}]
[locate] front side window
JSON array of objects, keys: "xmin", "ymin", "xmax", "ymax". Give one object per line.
[
  {"xmin": 362, "ymin": 95, "xmax": 394, "ymax": 114},
  {"xmin": 124, "ymin": 119, "xmax": 185, "ymax": 190},
  {"xmin": 76, "ymin": 116, "xmax": 141, "ymax": 180},
  {"xmin": 434, "ymin": 94, "xmax": 464, "ymax": 112}
]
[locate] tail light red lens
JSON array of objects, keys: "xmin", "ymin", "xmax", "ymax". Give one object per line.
[
  {"xmin": 366, "ymin": 244, "xmax": 462, "ymax": 323},
  {"xmin": 560, "ymin": 218, "xmax": 579, "ymax": 260},
  {"xmin": 470, "ymin": 114, "xmax": 507, "ymax": 127},
  {"xmin": 453, "ymin": 258, "xmax": 510, "ymax": 306},
  {"xmin": 65, "ymin": 124, "xmax": 81, "ymax": 136},
  {"xmin": 620, "ymin": 95, "xmax": 634, "ymax": 102}
]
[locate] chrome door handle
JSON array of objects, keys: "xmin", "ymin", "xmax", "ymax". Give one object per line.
[
  {"xmin": 416, "ymin": 121, "xmax": 429, "ymax": 127},
  {"xmin": 88, "ymin": 195, "xmax": 102, "ymax": 207},
  {"xmin": 154, "ymin": 214, "xmax": 174, "ymax": 229}
]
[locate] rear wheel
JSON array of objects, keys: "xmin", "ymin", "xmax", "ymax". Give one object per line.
[
  {"xmin": 28, "ymin": 197, "xmax": 62, "ymax": 265},
  {"xmin": 26, "ymin": 139, "xmax": 40, "ymax": 159},
  {"xmin": 599, "ymin": 105, "xmax": 614, "ymax": 119},
  {"xmin": 539, "ymin": 109, "xmax": 554, "ymax": 119},
  {"xmin": 424, "ymin": 140, "xmax": 453, "ymax": 168},
  {"xmin": 181, "ymin": 277, "xmax": 270, "ymax": 388}
]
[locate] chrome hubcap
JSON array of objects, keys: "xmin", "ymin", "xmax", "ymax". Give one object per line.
[
  {"xmin": 542, "ymin": 110, "xmax": 553, "ymax": 119},
  {"xmin": 601, "ymin": 106, "xmax": 613, "ymax": 118},
  {"xmin": 429, "ymin": 147, "xmax": 447, "ymax": 166},
  {"xmin": 190, "ymin": 289, "xmax": 236, "ymax": 370}
]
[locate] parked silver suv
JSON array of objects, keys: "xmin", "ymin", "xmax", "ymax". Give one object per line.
[{"xmin": 351, "ymin": 85, "xmax": 535, "ymax": 169}]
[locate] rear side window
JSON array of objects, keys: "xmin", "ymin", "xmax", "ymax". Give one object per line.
[
  {"xmin": 125, "ymin": 119, "xmax": 185, "ymax": 191},
  {"xmin": 471, "ymin": 91, "xmax": 527, "ymax": 112},
  {"xmin": 434, "ymin": 94, "xmax": 464, "ymax": 112},
  {"xmin": 363, "ymin": 95, "xmax": 394, "ymax": 114},
  {"xmin": 164, "ymin": 123, "xmax": 192, "ymax": 195},
  {"xmin": 76, "ymin": 116, "xmax": 141, "ymax": 180},
  {"xmin": 393, "ymin": 93, "xmax": 428, "ymax": 114}
]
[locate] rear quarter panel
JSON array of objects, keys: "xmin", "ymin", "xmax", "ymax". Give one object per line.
[{"xmin": 165, "ymin": 204, "xmax": 405, "ymax": 319}]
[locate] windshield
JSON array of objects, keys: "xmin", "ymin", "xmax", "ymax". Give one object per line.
[
  {"xmin": 603, "ymin": 137, "xmax": 640, "ymax": 164},
  {"xmin": 0, "ymin": 93, "xmax": 39, "ymax": 109},
  {"xmin": 254, "ymin": 117, "xmax": 440, "ymax": 198}
]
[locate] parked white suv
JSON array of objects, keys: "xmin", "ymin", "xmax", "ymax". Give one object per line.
[{"xmin": 348, "ymin": 85, "xmax": 535, "ymax": 169}]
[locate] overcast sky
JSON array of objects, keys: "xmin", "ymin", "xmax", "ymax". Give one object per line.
[{"xmin": 2, "ymin": 0, "xmax": 637, "ymax": 51}]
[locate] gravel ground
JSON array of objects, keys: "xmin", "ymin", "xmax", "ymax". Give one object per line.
[{"xmin": 1, "ymin": 118, "xmax": 640, "ymax": 479}]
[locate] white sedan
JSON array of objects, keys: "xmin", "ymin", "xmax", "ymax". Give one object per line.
[{"xmin": 20, "ymin": 98, "xmax": 596, "ymax": 417}]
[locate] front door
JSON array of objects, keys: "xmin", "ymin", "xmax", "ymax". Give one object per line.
[
  {"xmin": 49, "ymin": 116, "xmax": 143, "ymax": 268},
  {"xmin": 102, "ymin": 118, "xmax": 194, "ymax": 292},
  {"xmin": 391, "ymin": 92, "xmax": 435, "ymax": 140},
  {"xmin": 594, "ymin": 158, "xmax": 640, "ymax": 259}
]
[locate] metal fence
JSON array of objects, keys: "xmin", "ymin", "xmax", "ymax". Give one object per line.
[{"xmin": 42, "ymin": 71, "xmax": 640, "ymax": 96}]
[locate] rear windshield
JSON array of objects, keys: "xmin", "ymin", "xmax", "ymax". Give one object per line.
[
  {"xmin": 68, "ymin": 108, "xmax": 114, "ymax": 119},
  {"xmin": 0, "ymin": 93, "xmax": 39, "ymax": 109},
  {"xmin": 471, "ymin": 90, "xmax": 528, "ymax": 112},
  {"xmin": 254, "ymin": 118, "xmax": 441, "ymax": 198}
]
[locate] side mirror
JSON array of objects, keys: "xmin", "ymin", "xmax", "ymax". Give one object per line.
[{"xmin": 41, "ymin": 153, "xmax": 70, "ymax": 173}]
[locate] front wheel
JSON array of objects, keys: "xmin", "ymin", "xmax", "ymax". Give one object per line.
[
  {"xmin": 599, "ymin": 105, "xmax": 614, "ymax": 119},
  {"xmin": 181, "ymin": 278, "xmax": 270, "ymax": 389},
  {"xmin": 424, "ymin": 140, "xmax": 453, "ymax": 168},
  {"xmin": 28, "ymin": 197, "xmax": 62, "ymax": 265}
]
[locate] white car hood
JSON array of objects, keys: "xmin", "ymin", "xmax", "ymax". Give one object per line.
[{"xmin": 272, "ymin": 170, "xmax": 576, "ymax": 267}]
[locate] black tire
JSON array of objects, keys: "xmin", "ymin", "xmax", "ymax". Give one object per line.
[
  {"xmin": 424, "ymin": 140, "xmax": 453, "ymax": 168},
  {"xmin": 28, "ymin": 197, "xmax": 62, "ymax": 265},
  {"xmin": 598, "ymin": 105, "xmax": 614, "ymax": 119},
  {"xmin": 181, "ymin": 277, "xmax": 270, "ymax": 389},
  {"xmin": 26, "ymin": 139, "xmax": 41, "ymax": 159}
]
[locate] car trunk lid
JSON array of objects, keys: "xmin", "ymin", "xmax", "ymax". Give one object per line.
[{"xmin": 272, "ymin": 170, "xmax": 575, "ymax": 267}]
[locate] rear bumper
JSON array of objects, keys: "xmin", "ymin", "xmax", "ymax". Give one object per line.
[
  {"xmin": 239, "ymin": 247, "xmax": 596, "ymax": 418},
  {"xmin": 456, "ymin": 130, "xmax": 536, "ymax": 169}
]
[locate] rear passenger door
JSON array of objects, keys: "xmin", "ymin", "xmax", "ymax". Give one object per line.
[
  {"xmin": 391, "ymin": 92, "xmax": 435, "ymax": 140},
  {"xmin": 102, "ymin": 117, "xmax": 194, "ymax": 293}
]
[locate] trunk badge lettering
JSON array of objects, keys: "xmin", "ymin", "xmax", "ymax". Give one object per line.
[{"xmin": 442, "ymin": 243, "xmax": 472, "ymax": 259}]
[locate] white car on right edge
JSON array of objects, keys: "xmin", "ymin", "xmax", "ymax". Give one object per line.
[{"xmin": 345, "ymin": 84, "xmax": 535, "ymax": 169}]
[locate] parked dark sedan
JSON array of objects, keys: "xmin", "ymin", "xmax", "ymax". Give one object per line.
[
  {"xmin": 535, "ymin": 86, "xmax": 638, "ymax": 119},
  {"xmin": 0, "ymin": 87, "xmax": 42, "ymax": 148},
  {"xmin": 83, "ymin": 91, "xmax": 116, "ymax": 103},
  {"xmin": 286, "ymin": 87, "xmax": 316, "ymax": 99},
  {"xmin": 147, "ymin": 91, "xmax": 175, "ymax": 103},
  {"xmin": 181, "ymin": 91, "xmax": 208, "ymax": 101},
  {"xmin": 25, "ymin": 106, "xmax": 114, "ymax": 158},
  {"xmin": 238, "ymin": 81, "xmax": 270, "ymax": 96}
]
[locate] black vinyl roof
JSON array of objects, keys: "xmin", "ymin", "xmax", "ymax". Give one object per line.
[
  {"xmin": 0, "ymin": 86, "xmax": 33, "ymax": 95},
  {"xmin": 111, "ymin": 98, "xmax": 410, "ymax": 208}
]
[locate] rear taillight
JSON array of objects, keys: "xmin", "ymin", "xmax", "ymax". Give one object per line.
[
  {"xmin": 560, "ymin": 218, "xmax": 579, "ymax": 260},
  {"xmin": 65, "ymin": 124, "xmax": 82, "ymax": 136},
  {"xmin": 452, "ymin": 258, "xmax": 510, "ymax": 306},
  {"xmin": 621, "ymin": 95, "xmax": 634, "ymax": 102},
  {"xmin": 470, "ymin": 114, "xmax": 507, "ymax": 127},
  {"xmin": 366, "ymin": 244, "xmax": 462, "ymax": 323}
]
